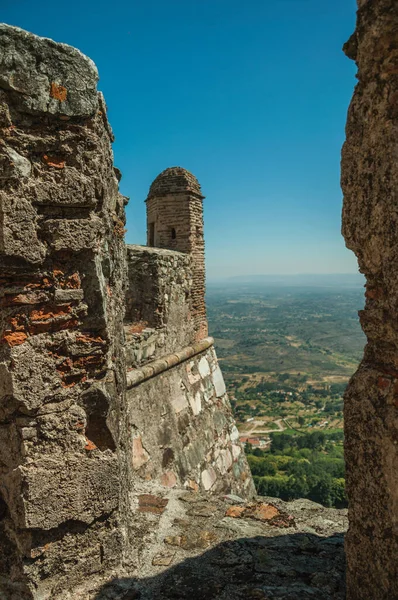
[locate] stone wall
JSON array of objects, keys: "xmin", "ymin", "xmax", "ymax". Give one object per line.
[
  {"xmin": 125, "ymin": 245, "xmax": 194, "ymax": 367},
  {"xmin": 126, "ymin": 344, "xmax": 254, "ymax": 497},
  {"xmin": 124, "ymin": 211, "xmax": 254, "ymax": 502},
  {"xmin": 0, "ymin": 24, "xmax": 255, "ymax": 599},
  {"xmin": 341, "ymin": 1, "xmax": 398, "ymax": 598},
  {"xmin": 4, "ymin": 2, "xmax": 396, "ymax": 596},
  {"xmin": 0, "ymin": 24, "xmax": 129, "ymax": 598}
]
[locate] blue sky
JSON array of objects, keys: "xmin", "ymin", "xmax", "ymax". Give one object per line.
[{"xmin": 3, "ymin": 0, "xmax": 359, "ymax": 278}]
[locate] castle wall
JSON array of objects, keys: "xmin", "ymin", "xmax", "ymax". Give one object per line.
[
  {"xmin": 0, "ymin": 25, "xmax": 255, "ymax": 599},
  {"xmin": 4, "ymin": 3, "xmax": 397, "ymax": 597},
  {"xmin": 146, "ymin": 194, "xmax": 193, "ymax": 252},
  {"xmin": 124, "ymin": 177, "xmax": 254, "ymax": 500},
  {"xmin": 0, "ymin": 25, "xmax": 129, "ymax": 599},
  {"xmin": 341, "ymin": 1, "xmax": 398, "ymax": 597},
  {"xmin": 124, "ymin": 240, "xmax": 254, "ymax": 497},
  {"xmin": 125, "ymin": 245, "xmax": 195, "ymax": 367},
  {"xmin": 126, "ymin": 343, "xmax": 254, "ymax": 497}
]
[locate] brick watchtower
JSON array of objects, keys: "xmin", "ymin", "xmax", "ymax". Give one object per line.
[{"xmin": 146, "ymin": 167, "xmax": 208, "ymax": 340}]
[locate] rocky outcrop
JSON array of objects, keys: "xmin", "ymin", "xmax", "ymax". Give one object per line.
[{"xmin": 341, "ymin": 1, "xmax": 398, "ymax": 598}]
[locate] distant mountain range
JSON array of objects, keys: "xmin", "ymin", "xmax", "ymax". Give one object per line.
[{"xmin": 208, "ymin": 273, "xmax": 365, "ymax": 288}]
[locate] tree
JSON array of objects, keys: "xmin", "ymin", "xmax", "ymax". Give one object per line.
[
  {"xmin": 286, "ymin": 475, "xmax": 309, "ymax": 499},
  {"xmin": 308, "ymin": 473, "xmax": 334, "ymax": 507},
  {"xmin": 331, "ymin": 478, "xmax": 347, "ymax": 508},
  {"xmin": 252, "ymin": 448, "xmax": 265, "ymax": 457},
  {"xmin": 245, "ymin": 442, "xmax": 253, "ymax": 454},
  {"xmin": 247, "ymin": 455, "xmax": 277, "ymax": 477}
]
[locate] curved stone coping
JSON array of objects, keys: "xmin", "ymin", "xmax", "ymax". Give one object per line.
[
  {"xmin": 126, "ymin": 337, "xmax": 214, "ymax": 389},
  {"xmin": 127, "ymin": 244, "xmax": 188, "ymax": 258}
]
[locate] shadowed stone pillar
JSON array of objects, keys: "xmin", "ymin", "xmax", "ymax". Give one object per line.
[
  {"xmin": 146, "ymin": 167, "xmax": 208, "ymax": 340},
  {"xmin": 341, "ymin": 1, "xmax": 398, "ymax": 598},
  {"xmin": 0, "ymin": 25, "xmax": 128, "ymax": 598}
]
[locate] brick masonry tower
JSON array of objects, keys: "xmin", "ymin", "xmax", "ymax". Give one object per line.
[{"xmin": 146, "ymin": 167, "xmax": 208, "ymax": 340}]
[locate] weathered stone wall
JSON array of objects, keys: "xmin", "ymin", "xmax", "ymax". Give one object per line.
[
  {"xmin": 0, "ymin": 25, "xmax": 129, "ymax": 598},
  {"xmin": 146, "ymin": 168, "xmax": 208, "ymax": 341},
  {"xmin": 125, "ymin": 184, "xmax": 254, "ymax": 501},
  {"xmin": 125, "ymin": 245, "xmax": 195, "ymax": 367},
  {"xmin": 126, "ymin": 344, "xmax": 254, "ymax": 497},
  {"xmin": 341, "ymin": 1, "xmax": 398, "ymax": 598},
  {"xmin": 0, "ymin": 24, "xmax": 256, "ymax": 599}
]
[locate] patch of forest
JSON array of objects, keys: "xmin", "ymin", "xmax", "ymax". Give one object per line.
[{"xmin": 246, "ymin": 430, "xmax": 346, "ymax": 508}]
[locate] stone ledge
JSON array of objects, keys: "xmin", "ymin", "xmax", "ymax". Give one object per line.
[
  {"xmin": 126, "ymin": 337, "xmax": 214, "ymax": 388},
  {"xmin": 127, "ymin": 244, "xmax": 188, "ymax": 258},
  {"xmin": 86, "ymin": 489, "xmax": 347, "ymax": 600}
]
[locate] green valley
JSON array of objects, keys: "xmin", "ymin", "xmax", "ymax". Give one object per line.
[{"xmin": 207, "ymin": 276, "xmax": 365, "ymax": 507}]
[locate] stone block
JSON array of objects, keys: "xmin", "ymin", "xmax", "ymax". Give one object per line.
[
  {"xmin": 6, "ymin": 343, "xmax": 61, "ymax": 412},
  {"xmin": 198, "ymin": 356, "xmax": 210, "ymax": 378},
  {"xmin": 201, "ymin": 467, "xmax": 217, "ymax": 491},
  {"xmin": 232, "ymin": 444, "xmax": 242, "ymax": 461},
  {"xmin": 213, "ymin": 410, "xmax": 227, "ymax": 434},
  {"xmin": 0, "ymin": 146, "xmax": 31, "ymax": 179},
  {"xmin": 170, "ymin": 380, "xmax": 189, "ymax": 413},
  {"xmin": 188, "ymin": 391, "xmax": 202, "ymax": 416},
  {"xmin": 0, "ymin": 192, "xmax": 46, "ymax": 263},
  {"xmin": 230, "ymin": 426, "xmax": 240, "ymax": 442},
  {"xmin": 54, "ymin": 289, "xmax": 85, "ymax": 303},
  {"xmin": 212, "ymin": 365, "xmax": 226, "ymax": 397},
  {"xmin": 41, "ymin": 217, "xmax": 103, "ymax": 252},
  {"xmin": 0, "ymin": 24, "xmax": 98, "ymax": 117},
  {"xmin": 6, "ymin": 455, "xmax": 119, "ymax": 530},
  {"xmin": 160, "ymin": 471, "xmax": 177, "ymax": 488},
  {"xmin": 132, "ymin": 435, "xmax": 150, "ymax": 470}
]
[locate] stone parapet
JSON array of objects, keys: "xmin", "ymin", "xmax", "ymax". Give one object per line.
[
  {"xmin": 126, "ymin": 337, "xmax": 214, "ymax": 388},
  {"xmin": 67, "ymin": 492, "xmax": 348, "ymax": 600},
  {"xmin": 125, "ymin": 245, "xmax": 196, "ymax": 366}
]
